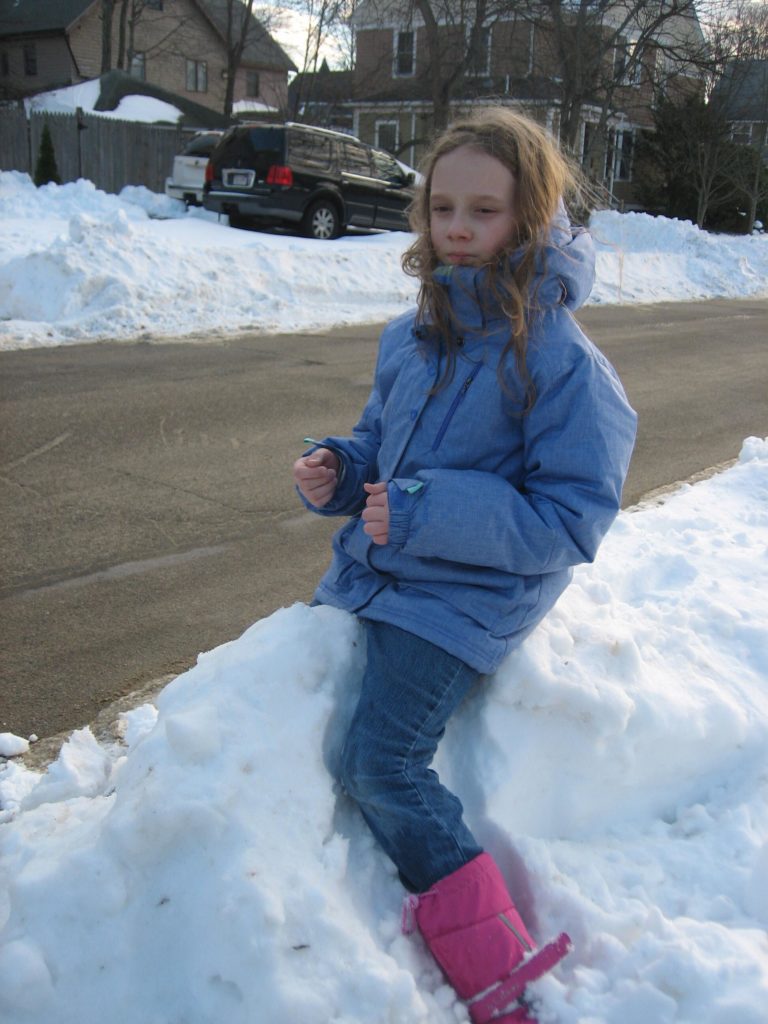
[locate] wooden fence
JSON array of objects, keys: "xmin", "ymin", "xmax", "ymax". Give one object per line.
[{"xmin": 0, "ymin": 105, "xmax": 194, "ymax": 194}]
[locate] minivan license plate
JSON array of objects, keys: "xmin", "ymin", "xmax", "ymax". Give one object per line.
[{"xmin": 224, "ymin": 169, "xmax": 255, "ymax": 188}]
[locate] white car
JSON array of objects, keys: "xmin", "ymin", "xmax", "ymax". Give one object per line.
[{"xmin": 165, "ymin": 131, "xmax": 223, "ymax": 205}]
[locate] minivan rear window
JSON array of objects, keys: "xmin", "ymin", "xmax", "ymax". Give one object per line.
[
  {"xmin": 246, "ymin": 128, "xmax": 284, "ymax": 168},
  {"xmin": 183, "ymin": 132, "xmax": 222, "ymax": 156},
  {"xmin": 211, "ymin": 126, "xmax": 284, "ymax": 179},
  {"xmin": 246, "ymin": 128, "xmax": 284, "ymax": 155}
]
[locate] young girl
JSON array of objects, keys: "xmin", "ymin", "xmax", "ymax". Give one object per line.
[{"xmin": 293, "ymin": 109, "xmax": 636, "ymax": 1023}]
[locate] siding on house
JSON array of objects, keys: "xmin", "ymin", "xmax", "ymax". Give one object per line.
[
  {"xmin": 0, "ymin": 34, "xmax": 78, "ymax": 93},
  {"xmin": 233, "ymin": 66, "xmax": 286, "ymax": 111},
  {"xmin": 67, "ymin": 4, "xmax": 102, "ymax": 80}
]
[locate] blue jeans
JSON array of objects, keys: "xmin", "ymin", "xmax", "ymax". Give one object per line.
[{"xmin": 339, "ymin": 619, "xmax": 483, "ymax": 893}]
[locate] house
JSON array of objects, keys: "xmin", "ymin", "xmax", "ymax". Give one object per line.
[
  {"xmin": 297, "ymin": 0, "xmax": 705, "ymax": 207},
  {"xmin": 0, "ymin": 0, "xmax": 296, "ymax": 116},
  {"xmin": 288, "ymin": 58, "xmax": 355, "ymax": 134},
  {"xmin": 713, "ymin": 59, "xmax": 768, "ymax": 161}
]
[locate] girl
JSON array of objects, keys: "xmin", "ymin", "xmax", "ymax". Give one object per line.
[{"xmin": 293, "ymin": 108, "xmax": 637, "ymax": 1023}]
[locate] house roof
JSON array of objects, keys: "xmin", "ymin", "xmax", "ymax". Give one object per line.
[
  {"xmin": 198, "ymin": 0, "xmax": 297, "ymax": 72},
  {"xmin": 289, "ymin": 64, "xmax": 354, "ymax": 102},
  {"xmin": 0, "ymin": 0, "xmax": 95, "ymax": 35}
]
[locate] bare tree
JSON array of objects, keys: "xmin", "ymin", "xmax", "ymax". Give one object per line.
[
  {"xmin": 410, "ymin": 0, "xmax": 524, "ymax": 130},
  {"xmin": 101, "ymin": 0, "xmax": 116, "ymax": 72},
  {"xmin": 212, "ymin": 0, "xmax": 255, "ymax": 116},
  {"xmin": 285, "ymin": 0, "xmax": 355, "ymax": 115},
  {"xmin": 116, "ymin": 0, "xmax": 197, "ymax": 73},
  {"xmin": 349, "ymin": 1, "xmax": 715, "ymax": 148},
  {"xmin": 522, "ymin": 0, "xmax": 715, "ymax": 157}
]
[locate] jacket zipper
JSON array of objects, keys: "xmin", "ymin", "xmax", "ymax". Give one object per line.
[{"xmin": 431, "ymin": 362, "xmax": 482, "ymax": 452}]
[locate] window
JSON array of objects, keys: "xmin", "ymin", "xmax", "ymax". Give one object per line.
[
  {"xmin": 246, "ymin": 71, "xmax": 260, "ymax": 98},
  {"xmin": 372, "ymin": 149, "xmax": 403, "ymax": 182},
  {"xmin": 606, "ymin": 128, "xmax": 634, "ymax": 182},
  {"xmin": 467, "ymin": 25, "xmax": 492, "ymax": 77},
  {"xmin": 731, "ymin": 122, "xmax": 753, "ymax": 146},
  {"xmin": 186, "ymin": 59, "xmax": 208, "ymax": 93},
  {"xmin": 342, "ymin": 141, "xmax": 372, "ymax": 176},
  {"xmin": 614, "ymin": 37, "xmax": 641, "ymax": 86},
  {"xmin": 1, "ymin": 52, "xmax": 9, "ymax": 77},
  {"xmin": 394, "ymin": 30, "xmax": 415, "ymax": 77},
  {"xmin": 375, "ymin": 121, "xmax": 399, "ymax": 155},
  {"xmin": 146, "ymin": 0, "xmax": 163, "ymax": 8},
  {"xmin": 182, "ymin": 132, "xmax": 223, "ymax": 157},
  {"xmin": 23, "ymin": 43, "xmax": 37, "ymax": 76},
  {"xmin": 129, "ymin": 51, "xmax": 146, "ymax": 81},
  {"xmin": 288, "ymin": 131, "xmax": 333, "ymax": 171}
]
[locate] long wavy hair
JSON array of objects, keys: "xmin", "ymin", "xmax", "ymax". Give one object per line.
[{"xmin": 403, "ymin": 107, "xmax": 583, "ymax": 409}]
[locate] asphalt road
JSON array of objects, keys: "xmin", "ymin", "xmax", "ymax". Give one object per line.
[{"xmin": 1, "ymin": 297, "xmax": 766, "ymax": 748}]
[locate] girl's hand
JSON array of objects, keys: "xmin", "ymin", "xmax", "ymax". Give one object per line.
[
  {"xmin": 362, "ymin": 481, "xmax": 389, "ymax": 544},
  {"xmin": 293, "ymin": 448, "xmax": 340, "ymax": 508}
]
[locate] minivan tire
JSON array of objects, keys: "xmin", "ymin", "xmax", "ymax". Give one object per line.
[{"xmin": 303, "ymin": 199, "xmax": 342, "ymax": 240}]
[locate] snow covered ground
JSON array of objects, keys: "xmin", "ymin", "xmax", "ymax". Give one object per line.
[
  {"xmin": 0, "ymin": 169, "xmax": 766, "ymax": 351},
  {"xmin": 1, "ymin": 169, "xmax": 767, "ymax": 1023}
]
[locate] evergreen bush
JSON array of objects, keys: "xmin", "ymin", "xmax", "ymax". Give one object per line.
[{"xmin": 34, "ymin": 123, "xmax": 61, "ymax": 187}]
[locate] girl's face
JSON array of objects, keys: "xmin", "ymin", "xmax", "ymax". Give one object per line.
[{"xmin": 429, "ymin": 145, "xmax": 518, "ymax": 267}]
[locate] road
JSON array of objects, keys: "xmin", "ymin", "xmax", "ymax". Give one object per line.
[{"xmin": 1, "ymin": 297, "xmax": 766, "ymax": 749}]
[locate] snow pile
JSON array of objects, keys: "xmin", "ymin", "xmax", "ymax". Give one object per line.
[
  {"xmin": 590, "ymin": 209, "xmax": 768, "ymax": 305},
  {"xmin": 0, "ymin": 735, "xmax": 29, "ymax": 759},
  {"xmin": 1, "ymin": 437, "xmax": 767, "ymax": 1024},
  {"xmin": 26, "ymin": 79, "xmax": 183, "ymax": 123},
  {"xmin": 0, "ymin": 171, "xmax": 766, "ymax": 350}
]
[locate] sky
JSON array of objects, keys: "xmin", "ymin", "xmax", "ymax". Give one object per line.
[
  {"xmin": 1, "ymin": 111, "xmax": 768, "ymax": 1023},
  {"xmin": 255, "ymin": 1, "xmax": 351, "ymax": 71}
]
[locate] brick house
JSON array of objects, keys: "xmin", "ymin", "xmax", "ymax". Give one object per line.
[
  {"xmin": 0, "ymin": 0, "xmax": 296, "ymax": 115},
  {"xmin": 293, "ymin": 0, "xmax": 705, "ymax": 207}
]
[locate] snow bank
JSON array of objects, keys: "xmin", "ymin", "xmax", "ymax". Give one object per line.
[
  {"xmin": 1, "ymin": 438, "xmax": 767, "ymax": 1024},
  {"xmin": 0, "ymin": 171, "xmax": 766, "ymax": 351},
  {"xmin": 590, "ymin": 210, "xmax": 768, "ymax": 305}
]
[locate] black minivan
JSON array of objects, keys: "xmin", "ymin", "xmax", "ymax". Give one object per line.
[{"xmin": 203, "ymin": 122, "xmax": 416, "ymax": 239}]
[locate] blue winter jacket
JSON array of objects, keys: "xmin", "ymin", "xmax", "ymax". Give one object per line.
[{"xmin": 300, "ymin": 219, "xmax": 637, "ymax": 672}]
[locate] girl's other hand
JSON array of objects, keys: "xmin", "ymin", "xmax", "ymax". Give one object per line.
[
  {"xmin": 362, "ymin": 481, "xmax": 389, "ymax": 544},
  {"xmin": 293, "ymin": 448, "xmax": 340, "ymax": 508}
]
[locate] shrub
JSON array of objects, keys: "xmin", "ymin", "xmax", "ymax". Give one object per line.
[{"xmin": 34, "ymin": 123, "xmax": 61, "ymax": 187}]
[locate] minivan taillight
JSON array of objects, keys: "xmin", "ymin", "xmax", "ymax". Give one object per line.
[
  {"xmin": 266, "ymin": 164, "xmax": 293, "ymax": 186},
  {"xmin": 204, "ymin": 160, "xmax": 213, "ymax": 183}
]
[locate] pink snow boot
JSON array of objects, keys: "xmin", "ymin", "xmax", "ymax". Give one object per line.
[{"xmin": 406, "ymin": 853, "xmax": 571, "ymax": 1024}]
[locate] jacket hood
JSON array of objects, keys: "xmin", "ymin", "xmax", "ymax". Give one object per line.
[{"xmin": 432, "ymin": 204, "xmax": 595, "ymax": 329}]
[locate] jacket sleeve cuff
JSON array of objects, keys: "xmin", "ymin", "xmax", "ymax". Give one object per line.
[
  {"xmin": 387, "ymin": 478, "xmax": 424, "ymax": 548},
  {"xmin": 296, "ymin": 442, "xmax": 357, "ymax": 516}
]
